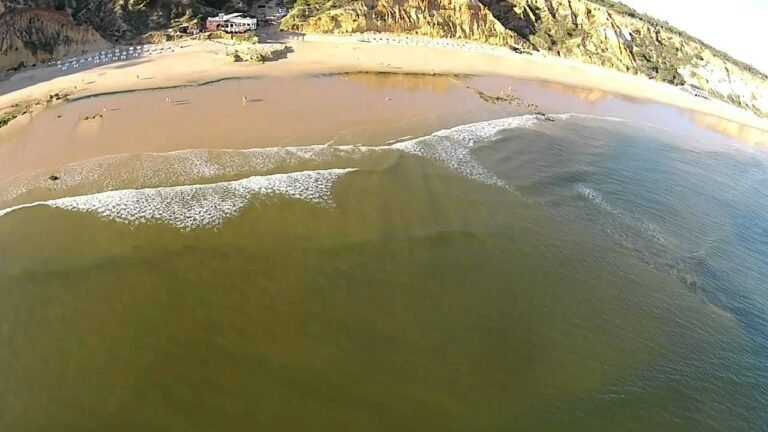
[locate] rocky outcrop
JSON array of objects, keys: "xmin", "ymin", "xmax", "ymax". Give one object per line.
[
  {"xmin": 281, "ymin": 0, "xmax": 768, "ymax": 117},
  {"xmin": 0, "ymin": 0, "xmax": 218, "ymax": 70},
  {"xmin": 283, "ymin": 0, "xmax": 528, "ymax": 47}
]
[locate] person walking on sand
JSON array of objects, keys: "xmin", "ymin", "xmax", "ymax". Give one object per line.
[
  {"xmin": 242, "ymin": 95, "xmax": 247, "ymax": 105},
  {"xmin": 166, "ymin": 96, "xmax": 171, "ymax": 104}
]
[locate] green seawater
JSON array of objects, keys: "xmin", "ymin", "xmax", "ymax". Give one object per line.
[{"xmin": 1, "ymin": 114, "xmax": 766, "ymax": 431}]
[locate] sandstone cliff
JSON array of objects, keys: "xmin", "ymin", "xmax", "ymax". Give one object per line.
[
  {"xmin": 0, "ymin": 6, "xmax": 108, "ymax": 70},
  {"xmin": 282, "ymin": 0, "xmax": 527, "ymax": 47},
  {"xmin": 0, "ymin": 0, "xmax": 216, "ymax": 71},
  {"xmin": 2, "ymin": 0, "xmax": 767, "ymax": 117},
  {"xmin": 281, "ymin": 0, "xmax": 768, "ymax": 117}
]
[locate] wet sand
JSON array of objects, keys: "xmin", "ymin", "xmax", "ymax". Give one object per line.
[
  {"xmin": 2, "ymin": 72, "xmax": 766, "ymax": 184},
  {"xmin": 0, "ymin": 74, "xmax": 525, "ymax": 182},
  {"xmin": 1, "ymin": 34, "xmax": 767, "ymax": 138}
]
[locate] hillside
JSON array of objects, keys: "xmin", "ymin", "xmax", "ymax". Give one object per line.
[
  {"xmin": 280, "ymin": 0, "xmax": 768, "ymax": 117},
  {"xmin": 0, "ymin": 0, "xmax": 225, "ymax": 71},
  {"xmin": 1, "ymin": 0, "xmax": 767, "ymax": 117}
]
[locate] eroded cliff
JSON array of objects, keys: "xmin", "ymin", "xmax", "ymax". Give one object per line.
[
  {"xmin": 0, "ymin": 6, "xmax": 108, "ymax": 70},
  {"xmin": 0, "ymin": 0, "xmax": 218, "ymax": 70},
  {"xmin": 281, "ymin": 0, "xmax": 768, "ymax": 117}
]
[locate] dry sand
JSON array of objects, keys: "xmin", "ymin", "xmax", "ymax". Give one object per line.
[
  {"xmin": 1, "ymin": 33, "xmax": 768, "ymax": 183},
  {"xmin": 1, "ymin": 33, "xmax": 767, "ymax": 134}
]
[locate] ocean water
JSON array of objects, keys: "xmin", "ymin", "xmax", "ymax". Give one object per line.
[{"xmin": 1, "ymin": 114, "xmax": 767, "ymax": 431}]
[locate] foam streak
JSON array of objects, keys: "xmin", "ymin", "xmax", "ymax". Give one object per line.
[{"xmin": 0, "ymin": 169, "xmax": 355, "ymax": 230}]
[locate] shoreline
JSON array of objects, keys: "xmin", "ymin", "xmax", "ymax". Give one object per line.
[
  {"xmin": 1, "ymin": 34, "xmax": 767, "ymax": 138},
  {"xmin": 0, "ymin": 73, "xmax": 531, "ymax": 183}
]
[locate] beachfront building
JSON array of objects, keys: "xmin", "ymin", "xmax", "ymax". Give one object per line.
[
  {"xmin": 223, "ymin": 17, "xmax": 258, "ymax": 33},
  {"xmin": 205, "ymin": 13, "xmax": 258, "ymax": 33}
]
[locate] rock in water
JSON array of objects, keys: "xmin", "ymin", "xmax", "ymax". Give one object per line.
[{"xmin": 534, "ymin": 111, "xmax": 555, "ymax": 122}]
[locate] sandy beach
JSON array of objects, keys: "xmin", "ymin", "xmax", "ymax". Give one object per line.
[
  {"xmin": 3, "ymin": 31, "xmax": 768, "ymax": 432},
  {"xmin": 2, "ymin": 66, "xmax": 764, "ymax": 187},
  {"xmin": 2, "ymin": 31, "xmax": 768, "ymax": 184},
  {"xmin": 0, "ymin": 73, "xmax": 523, "ymax": 182},
  {"xmin": 1, "ymin": 33, "xmax": 767, "ymax": 135}
]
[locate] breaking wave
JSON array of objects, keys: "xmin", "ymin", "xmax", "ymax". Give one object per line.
[
  {"xmin": 1, "ymin": 114, "xmax": 545, "ymax": 207},
  {"xmin": 393, "ymin": 115, "xmax": 540, "ymax": 188},
  {"xmin": 0, "ymin": 169, "xmax": 355, "ymax": 230},
  {"xmin": 0, "ymin": 145, "xmax": 375, "ymax": 205},
  {"xmin": 0, "ymin": 113, "xmax": 599, "ymax": 229}
]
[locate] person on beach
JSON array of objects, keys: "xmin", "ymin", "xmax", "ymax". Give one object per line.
[
  {"xmin": 166, "ymin": 96, "xmax": 171, "ymax": 104},
  {"xmin": 242, "ymin": 95, "xmax": 247, "ymax": 105}
]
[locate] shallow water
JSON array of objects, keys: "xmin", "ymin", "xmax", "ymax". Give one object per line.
[{"xmin": 1, "ymin": 104, "xmax": 768, "ymax": 429}]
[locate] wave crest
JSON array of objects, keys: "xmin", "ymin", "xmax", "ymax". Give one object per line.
[{"xmin": 0, "ymin": 169, "xmax": 355, "ymax": 230}]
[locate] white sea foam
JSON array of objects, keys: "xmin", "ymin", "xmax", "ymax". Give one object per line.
[
  {"xmin": 1, "ymin": 115, "xmax": 544, "ymax": 206},
  {"xmin": 574, "ymin": 184, "xmax": 617, "ymax": 214},
  {"xmin": 385, "ymin": 135, "xmax": 415, "ymax": 144},
  {"xmin": 0, "ymin": 114, "xmax": 550, "ymax": 227},
  {"xmin": 0, "ymin": 169, "xmax": 355, "ymax": 230},
  {"xmin": 394, "ymin": 115, "xmax": 541, "ymax": 187},
  {"xmin": 0, "ymin": 145, "xmax": 373, "ymax": 204},
  {"xmin": 574, "ymin": 183, "xmax": 667, "ymax": 246}
]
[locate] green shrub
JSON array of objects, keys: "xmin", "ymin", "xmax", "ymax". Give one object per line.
[
  {"xmin": 0, "ymin": 112, "xmax": 20, "ymax": 128},
  {"xmin": 588, "ymin": 0, "xmax": 765, "ymax": 78}
]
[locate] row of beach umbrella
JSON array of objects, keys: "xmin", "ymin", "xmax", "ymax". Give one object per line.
[{"xmin": 49, "ymin": 44, "xmax": 176, "ymax": 71}]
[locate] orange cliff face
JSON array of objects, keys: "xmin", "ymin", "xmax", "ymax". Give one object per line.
[
  {"xmin": 0, "ymin": 7, "xmax": 108, "ymax": 71},
  {"xmin": 281, "ymin": 0, "xmax": 528, "ymax": 47}
]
